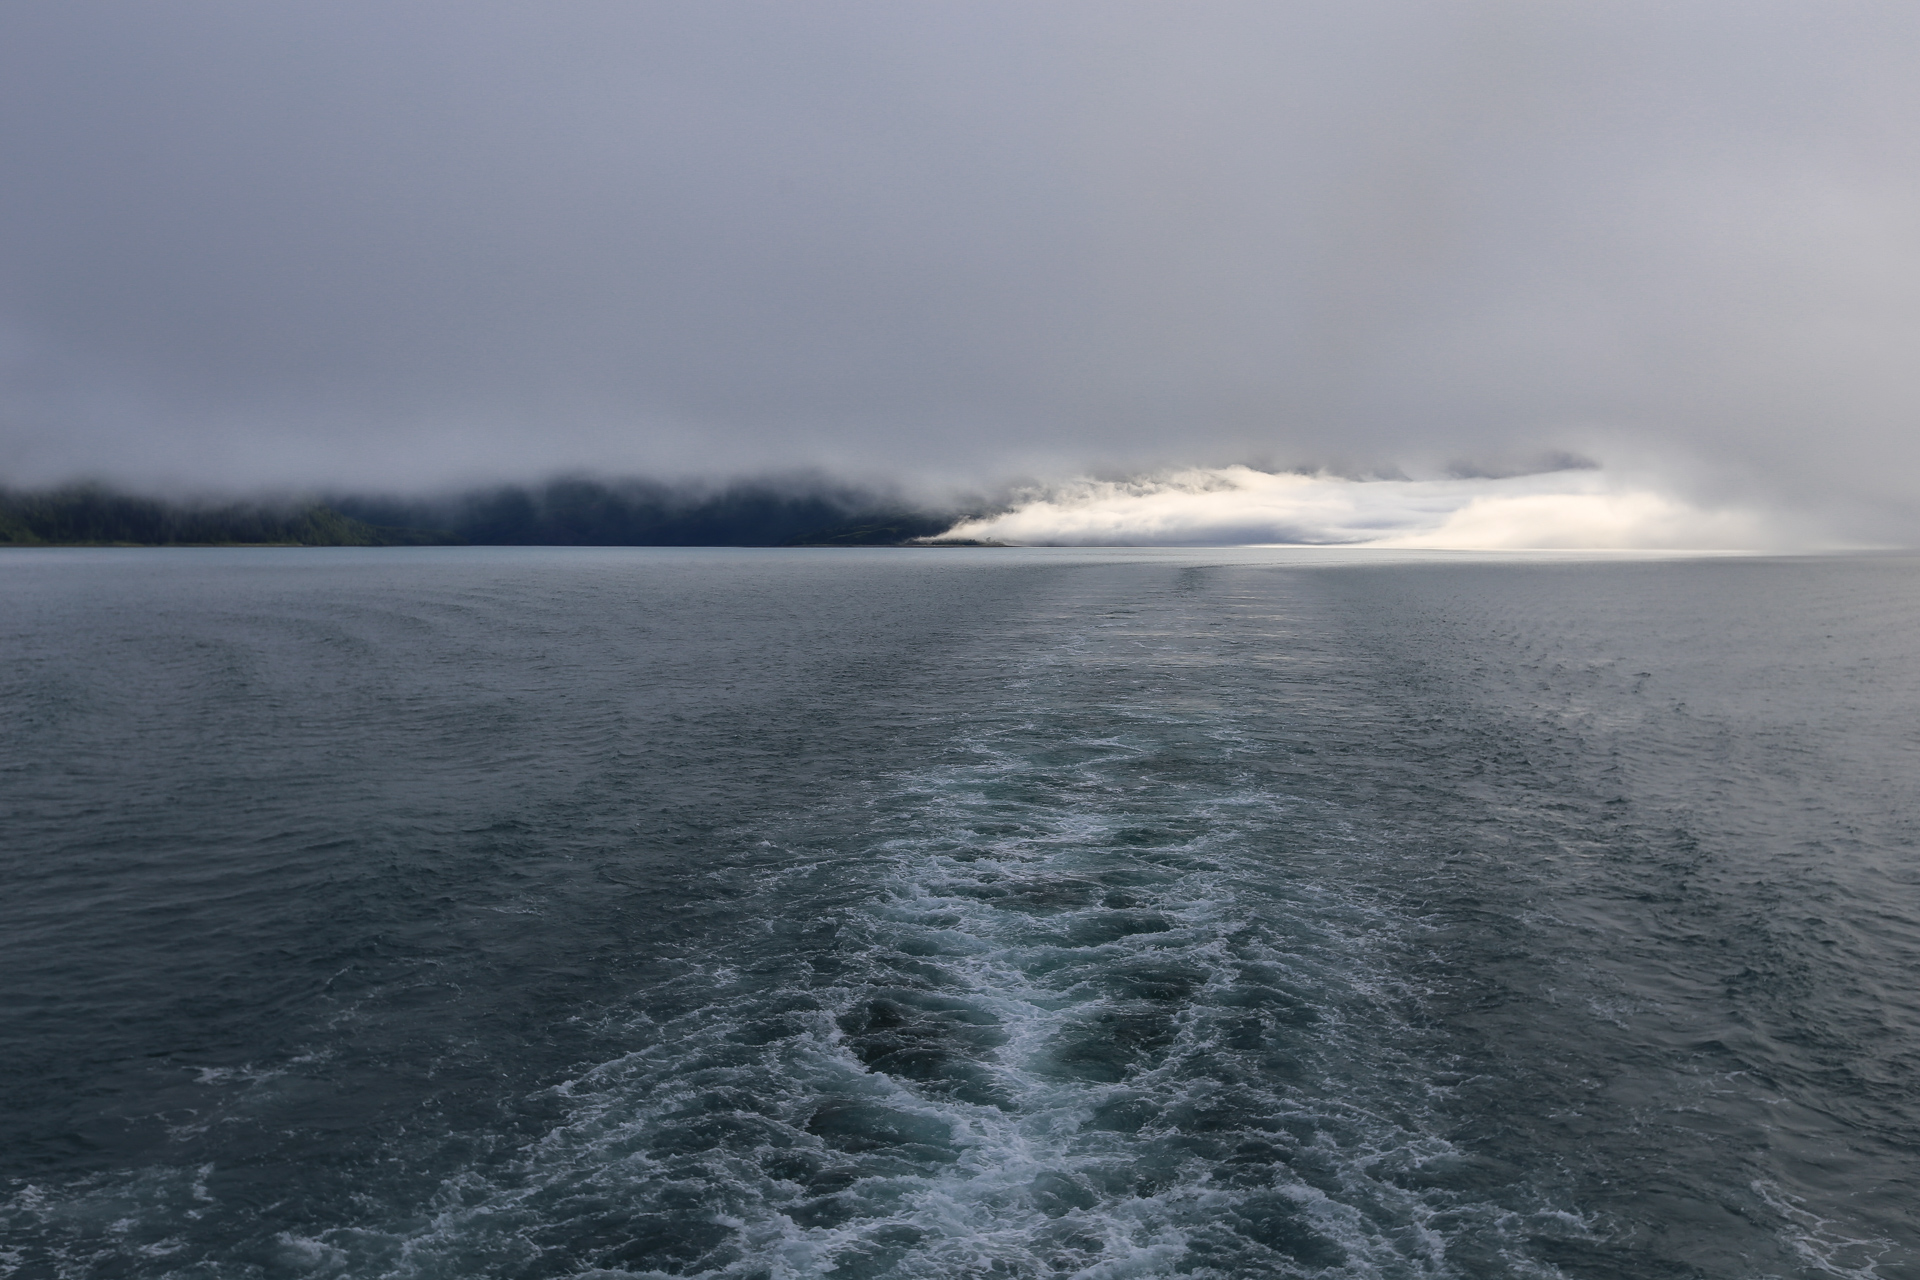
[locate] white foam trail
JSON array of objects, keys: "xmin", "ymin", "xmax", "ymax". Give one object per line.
[
  {"xmin": 320, "ymin": 574, "xmax": 1600, "ymax": 1279},
  {"xmin": 934, "ymin": 466, "xmax": 1787, "ymax": 550}
]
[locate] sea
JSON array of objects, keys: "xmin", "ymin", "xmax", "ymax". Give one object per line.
[{"xmin": 2, "ymin": 546, "xmax": 1917, "ymax": 1280}]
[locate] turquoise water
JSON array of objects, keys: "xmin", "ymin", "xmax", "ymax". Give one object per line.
[{"xmin": 3, "ymin": 548, "xmax": 1917, "ymax": 1278}]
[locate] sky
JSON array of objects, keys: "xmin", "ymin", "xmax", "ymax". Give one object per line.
[{"xmin": 4, "ymin": 1, "xmax": 1920, "ymax": 545}]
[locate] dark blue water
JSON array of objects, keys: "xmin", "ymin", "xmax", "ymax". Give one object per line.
[{"xmin": 3, "ymin": 547, "xmax": 1917, "ymax": 1279}]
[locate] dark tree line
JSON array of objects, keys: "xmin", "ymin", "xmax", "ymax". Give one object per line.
[
  {"xmin": 332, "ymin": 477, "xmax": 959, "ymax": 546},
  {"xmin": 1, "ymin": 479, "xmax": 970, "ymax": 547},
  {"xmin": 0, "ymin": 486, "xmax": 450, "ymax": 546}
]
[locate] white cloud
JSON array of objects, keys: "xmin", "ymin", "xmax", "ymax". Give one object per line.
[{"xmin": 935, "ymin": 465, "xmax": 1803, "ymax": 549}]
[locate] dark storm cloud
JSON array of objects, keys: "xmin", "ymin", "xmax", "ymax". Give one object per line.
[{"xmin": 4, "ymin": 1, "xmax": 1920, "ymax": 539}]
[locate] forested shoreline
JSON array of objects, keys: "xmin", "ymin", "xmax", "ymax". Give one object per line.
[{"xmin": 0, "ymin": 479, "xmax": 968, "ymax": 547}]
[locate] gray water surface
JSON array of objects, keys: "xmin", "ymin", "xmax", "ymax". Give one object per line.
[{"xmin": 3, "ymin": 548, "xmax": 1916, "ymax": 1279}]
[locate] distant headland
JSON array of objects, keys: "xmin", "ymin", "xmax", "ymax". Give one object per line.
[{"xmin": 0, "ymin": 479, "xmax": 983, "ymax": 548}]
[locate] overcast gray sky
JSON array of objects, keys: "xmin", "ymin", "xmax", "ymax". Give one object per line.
[{"xmin": 4, "ymin": 1, "xmax": 1920, "ymax": 539}]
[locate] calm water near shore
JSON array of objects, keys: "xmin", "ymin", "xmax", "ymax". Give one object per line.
[{"xmin": 3, "ymin": 546, "xmax": 1917, "ymax": 1279}]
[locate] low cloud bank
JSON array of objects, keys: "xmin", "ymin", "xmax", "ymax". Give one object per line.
[
  {"xmin": 936, "ymin": 466, "xmax": 1809, "ymax": 550},
  {"xmin": 2, "ymin": 467, "xmax": 1841, "ymax": 550}
]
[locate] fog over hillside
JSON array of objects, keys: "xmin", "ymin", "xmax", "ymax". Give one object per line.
[{"xmin": 5, "ymin": 2, "xmax": 1920, "ymax": 545}]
